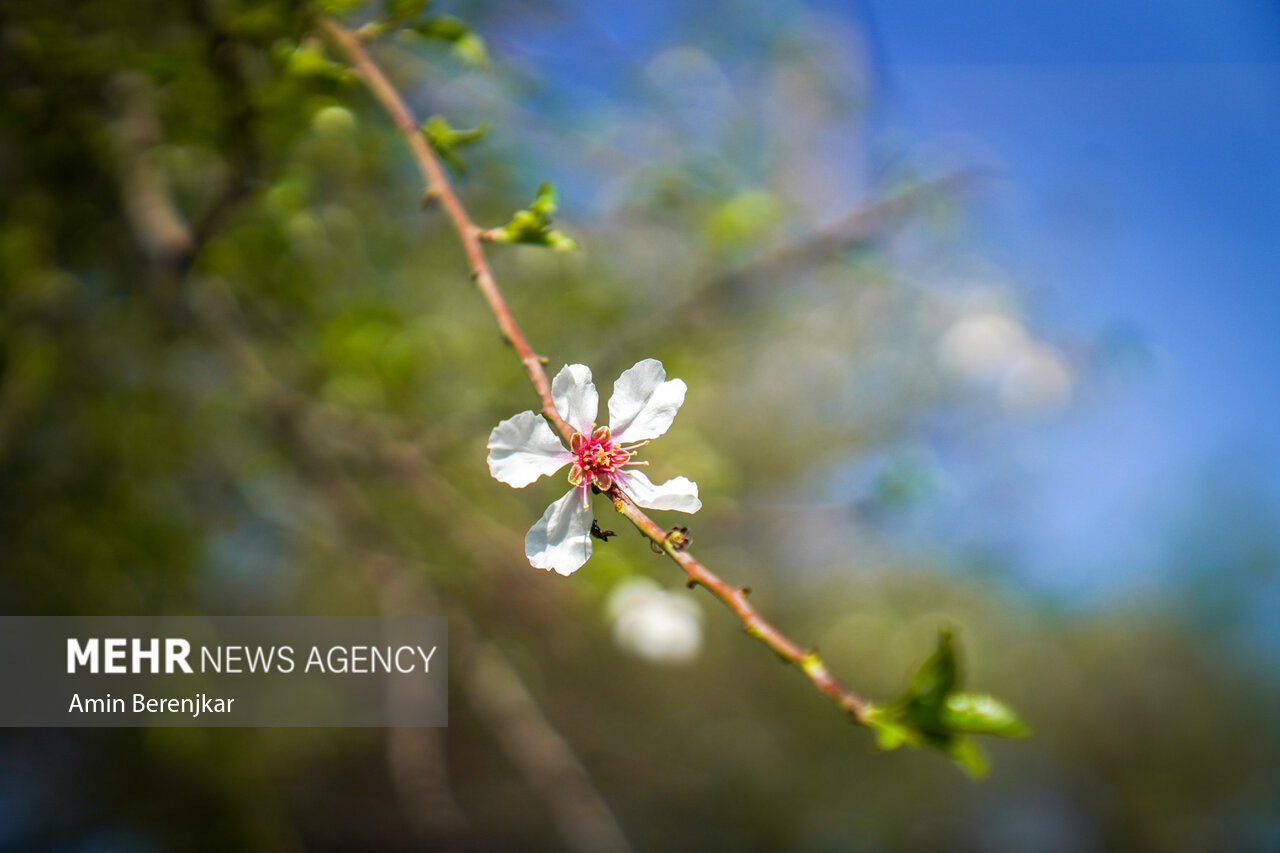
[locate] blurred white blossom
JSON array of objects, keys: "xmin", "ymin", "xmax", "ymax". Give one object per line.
[
  {"xmin": 937, "ymin": 312, "xmax": 1028, "ymax": 383},
  {"xmin": 937, "ymin": 311, "xmax": 1072, "ymax": 414},
  {"xmin": 606, "ymin": 577, "xmax": 703, "ymax": 665},
  {"xmin": 1000, "ymin": 343, "xmax": 1073, "ymax": 414}
]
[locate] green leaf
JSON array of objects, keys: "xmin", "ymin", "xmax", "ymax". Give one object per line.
[
  {"xmin": 316, "ymin": 0, "xmax": 365, "ymax": 14},
  {"xmin": 276, "ymin": 40, "xmax": 356, "ymax": 84},
  {"xmin": 411, "ymin": 15, "xmax": 466, "ymax": 40},
  {"xmin": 867, "ymin": 628, "xmax": 1028, "ymax": 779},
  {"xmin": 486, "ymin": 182, "xmax": 579, "ymax": 251},
  {"xmin": 421, "ymin": 115, "xmax": 489, "ymax": 173},
  {"xmin": 451, "ymin": 32, "xmax": 489, "ymax": 68},
  {"xmin": 384, "ymin": 0, "xmax": 429, "ymax": 24},
  {"xmin": 541, "ymin": 230, "xmax": 579, "ymax": 251},
  {"xmin": 910, "ymin": 628, "xmax": 957, "ymax": 709},
  {"xmin": 865, "ymin": 705, "xmax": 919, "ymax": 750},
  {"xmin": 409, "ymin": 16, "xmax": 490, "ymax": 67},
  {"xmin": 224, "ymin": 6, "xmax": 290, "ymax": 38},
  {"xmin": 942, "ymin": 692, "xmax": 1030, "ymax": 738},
  {"xmin": 704, "ymin": 189, "xmax": 784, "ymax": 250},
  {"xmin": 943, "ymin": 736, "xmax": 990, "ymax": 779},
  {"xmin": 529, "ymin": 180, "xmax": 557, "ymax": 217}
]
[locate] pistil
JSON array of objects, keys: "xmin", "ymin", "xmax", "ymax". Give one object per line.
[{"xmin": 567, "ymin": 426, "xmax": 637, "ymax": 490}]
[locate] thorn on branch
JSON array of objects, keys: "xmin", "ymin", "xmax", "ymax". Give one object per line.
[{"xmin": 590, "ymin": 519, "xmax": 615, "ymax": 542}]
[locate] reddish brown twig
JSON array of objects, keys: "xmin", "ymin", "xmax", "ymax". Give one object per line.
[
  {"xmin": 319, "ymin": 16, "xmax": 868, "ymax": 725},
  {"xmin": 319, "ymin": 18, "xmax": 569, "ymax": 439}
]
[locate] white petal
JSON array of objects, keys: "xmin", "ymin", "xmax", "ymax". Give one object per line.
[
  {"xmin": 525, "ymin": 487, "xmax": 594, "ymax": 576},
  {"xmin": 620, "ymin": 470, "xmax": 702, "ymax": 513},
  {"xmin": 487, "ymin": 411, "xmax": 572, "ymax": 488},
  {"xmin": 551, "ymin": 364, "xmax": 599, "ymax": 435},
  {"xmin": 607, "ymin": 359, "xmax": 687, "ymax": 443}
]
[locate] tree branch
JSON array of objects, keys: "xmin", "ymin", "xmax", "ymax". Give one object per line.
[
  {"xmin": 604, "ymin": 169, "xmax": 984, "ymax": 362},
  {"xmin": 318, "ymin": 17, "xmax": 570, "ymax": 440},
  {"xmin": 319, "ymin": 16, "xmax": 869, "ymax": 725},
  {"xmin": 454, "ymin": 615, "xmax": 634, "ymax": 853}
]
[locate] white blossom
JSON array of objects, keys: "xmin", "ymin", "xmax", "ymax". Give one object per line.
[{"xmin": 487, "ymin": 359, "xmax": 701, "ymax": 575}]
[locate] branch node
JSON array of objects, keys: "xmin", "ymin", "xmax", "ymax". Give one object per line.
[{"xmin": 801, "ymin": 651, "xmax": 830, "ymax": 680}]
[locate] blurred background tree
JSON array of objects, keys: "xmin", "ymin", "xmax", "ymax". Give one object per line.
[{"xmin": 1, "ymin": 0, "xmax": 1277, "ymax": 850}]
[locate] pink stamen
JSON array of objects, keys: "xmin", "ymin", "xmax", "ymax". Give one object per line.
[{"xmin": 567, "ymin": 426, "xmax": 635, "ymax": 490}]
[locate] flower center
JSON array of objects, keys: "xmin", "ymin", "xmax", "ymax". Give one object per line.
[{"xmin": 568, "ymin": 426, "xmax": 635, "ymax": 490}]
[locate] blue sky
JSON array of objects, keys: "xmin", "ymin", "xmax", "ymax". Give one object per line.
[
  {"xmin": 852, "ymin": 0, "xmax": 1280, "ymax": 595},
  {"xmin": 496, "ymin": 0, "xmax": 1280, "ymax": 599}
]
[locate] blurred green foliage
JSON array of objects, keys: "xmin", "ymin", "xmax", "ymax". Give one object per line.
[{"xmin": 0, "ymin": 0, "xmax": 1277, "ymax": 851}]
